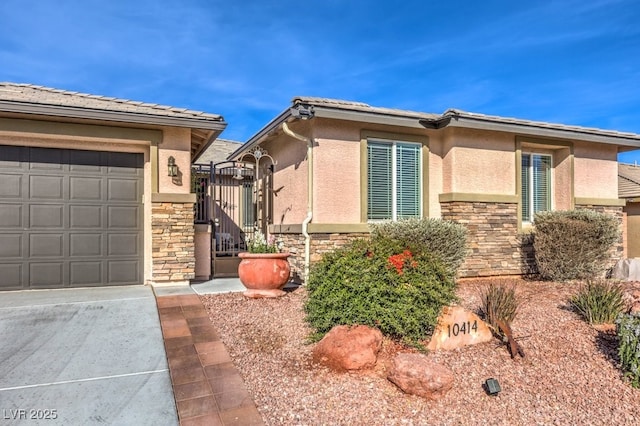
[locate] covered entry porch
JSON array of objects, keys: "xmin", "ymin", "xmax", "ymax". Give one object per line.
[{"xmin": 192, "ymin": 148, "xmax": 274, "ymax": 280}]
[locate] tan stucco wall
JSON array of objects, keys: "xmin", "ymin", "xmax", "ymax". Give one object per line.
[
  {"xmin": 158, "ymin": 127, "xmax": 192, "ymax": 194},
  {"xmin": 427, "ymin": 134, "xmax": 444, "ymax": 218},
  {"xmin": 553, "ymin": 147, "xmax": 573, "ymax": 210},
  {"xmin": 194, "ymin": 224, "xmax": 212, "ymax": 279},
  {"xmin": 262, "ymin": 128, "xmax": 310, "ymax": 225},
  {"xmin": 573, "ymin": 141, "xmax": 618, "ymax": 199},
  {"xmin": 442, "ymin": 128, "xmax": 516, "ymax": 195}
]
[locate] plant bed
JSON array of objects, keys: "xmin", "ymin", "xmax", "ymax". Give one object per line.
[{"xmin": 200, "ymin": 278, "xmax": 640, "ymax": 425}]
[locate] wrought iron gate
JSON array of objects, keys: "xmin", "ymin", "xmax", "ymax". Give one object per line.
[{"xmin": 193, "ymin": 159, "xmax": 273, "ymax": 278}]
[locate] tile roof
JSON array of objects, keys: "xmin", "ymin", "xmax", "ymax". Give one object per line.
[
  {"xmin": 619, "ymin": 163, "xmax": 640, "ymax": 198},
  {"xmin": 194, "ymin": 138, "xmax": 243, "ymax": 164},
  {"xmin": 0, "ymin": 82, "xmax": 224, "ymax": 124},
  {"xmin": 441, "ymin": 109, "xmax": 640, "ymax": 142},
  {"xmin": 293, "ymin": 96, "xmax": 440, "ymax": 120}
]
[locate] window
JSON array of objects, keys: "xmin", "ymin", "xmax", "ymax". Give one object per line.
[
  {"xmin": 521, "ymin": 153, "xmax": 552, "ymax": 222},
  {"xmin": 367, "ymin": 140, "xmax": 421, "ymax": 221}
]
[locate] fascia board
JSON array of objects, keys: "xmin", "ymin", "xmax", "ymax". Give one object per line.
[
  {"xmin": 0, "ymin": 101, "xmax": 227, "ymax": 131},
  {"xmin": 228, "ymin": 109, "xmax": 293, "ymax": 160},
  {"xmin": 313, "ymin": 107, "xmax": 426, "ymax": 129},
  {"xmin": 445, "ymin": 116, "xmax": 640, "ymax": 147}
]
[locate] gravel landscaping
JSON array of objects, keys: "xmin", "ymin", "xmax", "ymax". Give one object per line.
[{"xmin": 200, "ymin": 278, "xmax": 640, "ymax": 425}]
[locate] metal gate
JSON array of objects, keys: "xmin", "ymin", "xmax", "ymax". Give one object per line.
[{"xmin": 193, "ymin": 158, "xmax": 273, "ymax": 278}]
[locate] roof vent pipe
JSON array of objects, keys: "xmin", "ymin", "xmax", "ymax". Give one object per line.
[{"xmin": 282, "ymin": 122, "xmax": 313, "ymax": 284}]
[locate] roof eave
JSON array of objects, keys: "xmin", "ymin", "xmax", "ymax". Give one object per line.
[
  {"xmin": 421, "ymin": 113, "xmax": 640, "ymax": 147},
  {"xmin": 0, "ymin": 100, "xmax": 227, "ymax": 132},
  {"xmin": 229, "ymin": 100, "xmax": 432, "ymax": 160}
]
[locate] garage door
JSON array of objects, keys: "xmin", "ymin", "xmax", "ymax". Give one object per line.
[{"xmin": 0, "ymin": 145, "xmax": 143, "ymax": 290}]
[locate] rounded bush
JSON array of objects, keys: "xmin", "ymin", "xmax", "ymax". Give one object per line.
[
  {"xmin": 533, "ymin": 210, "xmax": 620, "ymax": 281},
  {"xmin": 370, "ymin": 218, "xmax": 468, "ymax": 278},
  {"xmin": 304, "ymin": 238, "xmax": 458, "ymax": 344}
]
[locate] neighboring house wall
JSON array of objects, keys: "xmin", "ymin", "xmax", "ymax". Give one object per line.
[{"xmin": 618, "ymin": 163, "xmax": 640, "ymax": 258}]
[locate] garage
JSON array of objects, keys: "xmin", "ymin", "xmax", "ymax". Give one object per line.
[{"xmin": 0, "ymin": 145, "xmax": 143, "ymax": 289}]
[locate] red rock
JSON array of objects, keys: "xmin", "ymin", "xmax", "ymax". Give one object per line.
[
  {"xmin": 427, "ymin": 306, "xmax": 493, "ymax": 351},
  {"xmin": 312, "ymin": 325, "xmax": 383, "ymax": 371},
  {"xmin": 630, "ymin": 302, "xmax": 640, "ymax": 316},
  {"xmin": 387, "ymin": 353, "xmax": 454, "ymax": 400}
]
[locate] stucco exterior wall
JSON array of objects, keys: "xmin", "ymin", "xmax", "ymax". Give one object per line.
[
  {"xmin": 442, "ymin": 128, "xmax": 516, "ymax": 195},
  {"xmin": 158, "ymin": 126, "xmax": 192, "ymax": 194},
  {"xmin": 312, "ymin": 136, "xmax": 361, "ymax": 223},
  {"xmin": 553, "ymin": 147, "xmax": 573, "ymax": 211},
  {"xmin": 263, "ymin": 131, "xmax": 309, "ymax": 226},
  {"xmin": 573, "ymin": 142, "xmax": 618, "ymax": 199}
]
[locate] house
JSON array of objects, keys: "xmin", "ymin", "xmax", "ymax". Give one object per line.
[
  {"xmin": 0, "ymin": 82, "xmax": 226, "ymax": 289},
  {"xmin": 619, "ymin": 163, "xmax": 640, "ymax": 258},
  {"xmin": 227, "ymin": 97, "xmax": 640, "ymax": 282}
]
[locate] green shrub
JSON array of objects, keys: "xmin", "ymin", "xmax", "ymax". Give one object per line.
[
  {"xmin": 479, "ymin": 282, "xmax": 520, "ymax": 332},
  {"xmin": 616, "ymin": 314, "xmax": 640, "ymax": 388},
  {"xmin": 570, "ymin": 280, "xmax": 625, "ymax": 324},
  {"xmin": 304, "ymin": 237, "xmax": 457, "ymax": 345},
  {"xmin": 533, "ymin": 210, "xmax": 620, "ymax": 281},
  {"xmin": 370, "ymin": 218, "xmax": 468, "ymax": 278}
]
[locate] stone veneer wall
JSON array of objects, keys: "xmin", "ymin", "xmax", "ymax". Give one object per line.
[
  {"xmin": 277, "ymin": 232, "xmax": 369, "ymax": 283},
  {"xmin": 275, "ymin": 205, "xmax": 623, "ymax": 282},
  {"xmin": 440, "ymin": 201, "xmax": 535, "ymax": 277},
  {"xmin": 152, "ymin": 202, "xmax": 195, "ymax": 282}
]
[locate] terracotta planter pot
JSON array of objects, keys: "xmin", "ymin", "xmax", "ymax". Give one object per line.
[{"xmin": 238, "ymin": 252, "xmax": 291, "ymax": 298}]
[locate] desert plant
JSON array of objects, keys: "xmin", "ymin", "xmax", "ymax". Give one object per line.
[
  {"xmin": 370, "ymin": 218, "xmax": 468, "ymax": 278},
  {"xmin": 533, "ymin": 210, "xmax": 620, "ymax": 281},
  {"xmin": 616, "ymin": 313, "xmax": 640, "ymax": 388},
  {"xmin": 304, "ymin": 237, "xmax": 457, "ymax": 345},
  {"xmin": 479, "ymin": 282, "xmax": 520, "ymax": 331},
  {"xmin": 570, "ymin": 280, "xmax": 626, "ymax": 324}
]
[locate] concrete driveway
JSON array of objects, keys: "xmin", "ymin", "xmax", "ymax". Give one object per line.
[{"xmin": 0, "ymin": 286, "xmax": 178, "ymax": 425}]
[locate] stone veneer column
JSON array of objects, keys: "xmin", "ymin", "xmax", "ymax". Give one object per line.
[
  {"xmin": 152, "ymin": 202, "xmax": 195, "ymax": 283},
  {"xmin": 440, "ymin": 201, "xmax": 534, "ymax": 277}
]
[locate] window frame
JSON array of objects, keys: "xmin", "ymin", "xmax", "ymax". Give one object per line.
[{"xmin": 366, "ymin": 137, "xmax": 423, "ymax": 222}]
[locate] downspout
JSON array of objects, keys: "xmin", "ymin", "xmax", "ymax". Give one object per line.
[{"xmin": 281, "ymin": 122, "xmax": 313, "ymax": 284}]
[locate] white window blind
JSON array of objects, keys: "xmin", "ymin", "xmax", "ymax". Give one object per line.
[
  {"xmin": 521, "ymin": 153, "xmax": 551, "ymax": 222},
  {"xmin": 367, "ymin": 140, "xmax": 421, "ymax": 221}
]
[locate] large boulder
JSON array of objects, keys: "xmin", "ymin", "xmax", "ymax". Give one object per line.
[
  {"xmin": 427, "ymin": 305, "xmax": 493, "ymax": 351},
  {"xmin": 312, "ymin": 325, "xmax": 383, "ymax": 371},
  {"xmin": 387, "ymin": 353, "xmax": 454, "ymax": 400}
]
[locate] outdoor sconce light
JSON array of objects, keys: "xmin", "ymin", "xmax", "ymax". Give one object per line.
[
  {"xmin": 483, "ymin": 378, "xmax": 501, "ymax": 396},
  {"xmin": 167, "ymin": 156, "xmax": 178, "ymax": 177}
]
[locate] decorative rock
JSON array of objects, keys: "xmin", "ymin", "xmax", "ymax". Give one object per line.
[
  {"xmin": 427, "ymin": 306, "xmax": 493, "ymax": 351},
  {"xmin": 387, "ymin": 353, "xmax": 454, "ymax": 400},
  {"xmin": 312, "ymin": 325, "xmax": 383, "ymax": 371}
]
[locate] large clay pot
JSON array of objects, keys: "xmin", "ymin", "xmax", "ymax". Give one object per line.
[{"xmin": 238, "ymin": 252, "xmax": 291, "ymax": 298}]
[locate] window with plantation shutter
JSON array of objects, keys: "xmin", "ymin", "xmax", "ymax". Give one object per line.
[
  {"xmin": 521, "ymin": 153, "xmax": 552, "ymax": 223},
  {"xmin": 367, "ymin": 140, "xmax": 421, "ymax": 221}
]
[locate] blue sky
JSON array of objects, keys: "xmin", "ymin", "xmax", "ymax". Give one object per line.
[{"xmin": 1, "ymin": 0, "xmax": 640, "ymax": 162}]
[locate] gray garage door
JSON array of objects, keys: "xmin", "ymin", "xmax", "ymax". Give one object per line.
[{"xmin": 0, "ymin": 145, "xmax": 143, "ymax": 290}]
